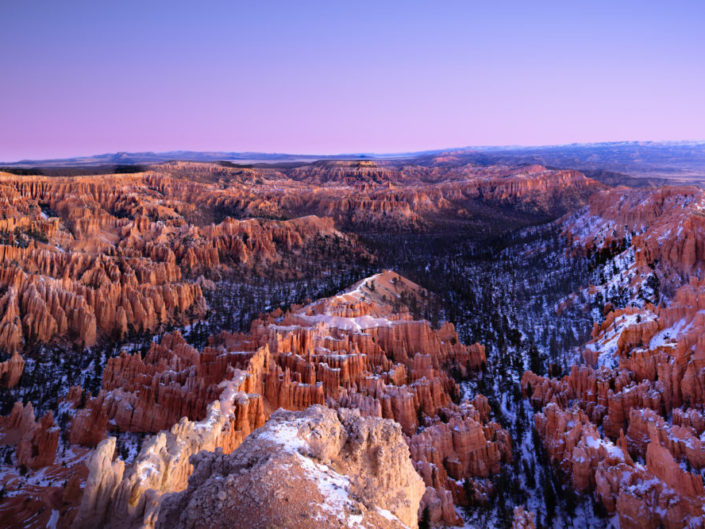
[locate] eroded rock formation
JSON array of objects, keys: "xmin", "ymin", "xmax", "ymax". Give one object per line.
[
  {"xmin": 0, "ymin": 401, "xmax": 59, "ymax": 469},
  {"xmin": 157, "ymin": 405, "xmax": 425, "ymax": 529},
  {"xmin": 0, "ymin": 158, "xmax": 605, "ymax": 529},
  {"xmin": 524, "ymin": 185, "xmax": 705, "ymax": 529},
  {"xmin": 0, "ymin": 352, "xmax": 24, "ymax": 388},
  {"xmin": 512, "ymin": 507, "xmax": 536, "ymax": 529},
  {"xmin": 0, "ymin": 169, "xmax": 371, "ymax": 362},
  {"xmin": 73, "ymin": 370, "xmax": 265, "ymax": 529},
  {"xmin": 59, "ymin": 271, "xmax": 507, "ymax": 528}
]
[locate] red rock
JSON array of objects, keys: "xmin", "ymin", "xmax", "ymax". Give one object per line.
[
  {"xmin": 60, "ymin": 272, "xmax": 508, "ymax": 527},
  {"xmin": 0, "ymin": 351, "xmax": 24, "ymax": 388},
  {"xmin": 0, "ymin": 401, "xmax": 59, "ymax": 469}
]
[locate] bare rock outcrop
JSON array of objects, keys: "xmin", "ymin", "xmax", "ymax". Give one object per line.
[
  {"xmin": 0, "ymin": 170, "xmax": 373, "ymax": 353},
  {"xmin": 72, "ymin": 370, "xmax": 265, "ymax": 529},
  {"xmin": 157, "ymin": 405, "xmax": 426, "ymax": 529}
]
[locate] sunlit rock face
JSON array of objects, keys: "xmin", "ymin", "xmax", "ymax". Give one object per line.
[
  {"xmin": 158, "ymin": 158, "xmax": 603, "ymax": 227},
  {"xmin": 157, "ymin": 405, "xmax": 426, "ymax": 529},
  {"xmin": 524, "ymin": 185, "xmax": 705, "ymax": 529}
]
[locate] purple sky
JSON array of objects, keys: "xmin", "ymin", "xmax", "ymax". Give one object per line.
[{"xmin": 1, "ymin": 1, "xmax": 704, "ymax": 161}]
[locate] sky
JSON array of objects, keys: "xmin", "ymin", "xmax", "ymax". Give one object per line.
[{"xmin": 1, "ymin": 0, "xmax": 704, "ymax": 161}]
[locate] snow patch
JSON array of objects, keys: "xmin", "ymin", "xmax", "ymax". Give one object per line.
[{"xmin": 46, "ymin": 509, "xmax": 59, "ymax": 529}]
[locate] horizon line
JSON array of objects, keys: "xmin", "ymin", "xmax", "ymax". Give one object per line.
[{"xmin": 3, "ymin": 138, "xmax": 705, "ymax": 166}]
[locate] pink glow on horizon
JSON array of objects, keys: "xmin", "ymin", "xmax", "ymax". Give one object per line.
[{"xmin": 1, "ymin": 1, "xmax": 704, "ymax": 161}]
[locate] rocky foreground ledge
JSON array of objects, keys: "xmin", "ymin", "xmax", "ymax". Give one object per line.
[{"xmin": 157, "ymin": 405, "xmax": 424, "ymax": 529}]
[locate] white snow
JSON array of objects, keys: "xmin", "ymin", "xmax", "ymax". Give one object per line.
[
  {"xmin": 296, "ymin": 453, "xmax": 365, "ymax": 528},
  {"xmin": 297, "ymin": 313, "xmax": 396, "ymax": 331},
  {"xmin": 584, "ymin": 435, "xmax": 624, "ymax": 461},
  {"xmin": 46, "ymin": 509, "xmax": 59, "ymax": 529},
  {"xmin": 649, "ymin": 317, "xmax": 694, "ymax": 349},
  {"xmin": 255, "ymin": 419, "xmax": 308, "ymax": 453},
  {"xmin": 585, "ymin": 310, "xmax": 656, "ymax": 369},
  {"xmin": 377, "ymin": 507, "xmax": 410, "ymax": 528}
]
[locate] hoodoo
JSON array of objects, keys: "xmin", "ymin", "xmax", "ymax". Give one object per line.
[{"xmin": 2, "ymin": 145, "xmax": 705, "ymax": 528}]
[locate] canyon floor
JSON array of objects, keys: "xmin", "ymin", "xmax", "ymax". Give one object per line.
[{"xmin": 1, "ymin": 152, "xmax": 705, "ymax": 528}]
